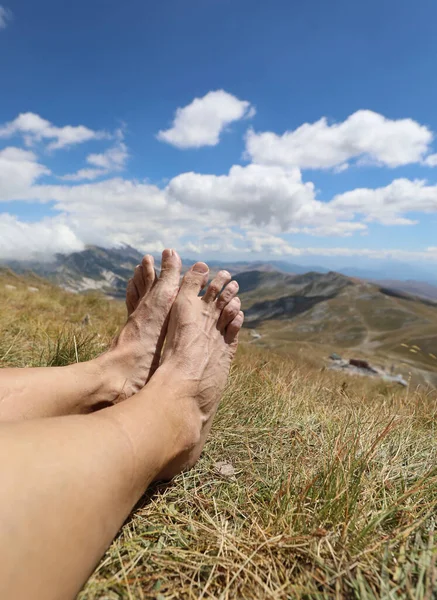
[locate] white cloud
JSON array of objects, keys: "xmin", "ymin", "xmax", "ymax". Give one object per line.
[
  {"xmin": 0, "ymin": 5, "xmax": 12, "ymax": 29},
  {"xmin": 223, "ymin": 232, "xmax": 437, "ymax": 262},
  {"xmin": 166, "ymin": 164, "xmax": 333, "ymax": 230},
  {"xmin": 2, "ymin": 209, "xmax": 437, "ymax": 263},
  {"xmin": 0, "ymin": 147, "xmax": 50, "ymax": 201},
  {"xmin": 157, "ymin": 90, "xmax": 255, "ymax": 148},
  {"xmin": 0, "ymin": 214, "xmax": 84, "ymax": 260},
  {"xmin": 424, "ymin": 153, "xmax": 437, "ymax": 167},
  {"xmin": 0, "ymin": 112, "xmax": 108, "ymax": 151},
  {"xmin": 60, "ymin": 139, "xmax": 129, "ymax": 181},
  {"xmin": 5, "ymin": 153, "xmax": 437, "ymax": 254},
  {"xmin": 331, "ymin": 178, "xmax": 437, "ymax": 225},
  {"xmin": 2, "ymin": 109, "xmax": 437, "ymax": 262},
  {"xmin": 87, "ymin": 142, "xmax": 128, "ymax": 170},
  {"xmin": 245, "ymin": 110, "xmax": 433, "ymax": 170},
  {"xmin": 59, "ymin": 168, "xmax": 107, "ymax": 182}
]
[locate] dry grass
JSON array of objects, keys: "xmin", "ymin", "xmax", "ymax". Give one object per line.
[
  {"xmin": 1, "ymin": 269, "xmax": 436, "ymax": 599},
  {"xmin": 0, "ymin": 267, "xmax": 124, "ymax": 367}
]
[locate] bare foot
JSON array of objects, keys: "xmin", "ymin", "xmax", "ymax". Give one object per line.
[
  {"xmin": 155, "ymin": 262, "xmax": 244, "ymax": 479},
  {"xmin": 98, "ymin": 249, "xmax": 182, "ymax": 402}
]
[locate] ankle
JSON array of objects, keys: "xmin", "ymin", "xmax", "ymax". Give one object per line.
[
  {"xmin": 146, "ymin": 362, "xmax": 203, "ymax": 444},
  {"xmin": 90, "ymin": 352, "xmax": 133, "ymax": 406},
  {"xmin": 101, "ymin": 372, "xmax": 203, "ymax": 485}
]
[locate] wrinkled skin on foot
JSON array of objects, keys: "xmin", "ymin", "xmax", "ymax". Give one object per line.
[
  {"xmin": 157, "ymin": 262, "xmax": 244, "ymax": 479},
  {"xmin": 103, "ymin": 249, "xmax": 182, "ymax": 402}
]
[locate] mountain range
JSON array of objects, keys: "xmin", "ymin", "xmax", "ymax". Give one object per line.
[
  {"xmin": 3, "ymin": 245, "xmax": 437, "ymax": 300},
  {"xmin": 235, "ymin": 268, "xmax": 437, "ymax": 385},
  {"xmin": 2, "ymin": 245, "xmax": 437, "ymax": 387}
]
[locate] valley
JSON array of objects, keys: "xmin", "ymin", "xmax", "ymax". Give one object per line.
[{"xmin": 238, "ymin": 270, "xmax": 437, "ymax": 387}]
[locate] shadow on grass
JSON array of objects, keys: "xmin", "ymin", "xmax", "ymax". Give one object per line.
[{"xmin": 117, "ymin": 480, "xmax": 175, "ymax": 537}]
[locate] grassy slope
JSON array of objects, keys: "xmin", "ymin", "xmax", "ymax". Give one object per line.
[
  {"xmin": 1, "ymin": 270, "xmax": 437, "ymax": 599},
  {"xmin": 242, "ymin": 277, "xmax": 437, "ymax": 388}
]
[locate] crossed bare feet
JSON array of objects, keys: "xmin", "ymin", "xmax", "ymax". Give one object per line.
[{"xmin": 102, "ymin": 250, "xmax": 243, "ymax": 478}]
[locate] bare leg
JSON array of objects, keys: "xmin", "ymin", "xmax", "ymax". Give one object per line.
[
  {"xmin": 0, "ymin": 262, "xmax": 243, "ymax": 600},
  {"xmin": 0, "ymin": 249, "xmax": 181, "ymax": 421}
]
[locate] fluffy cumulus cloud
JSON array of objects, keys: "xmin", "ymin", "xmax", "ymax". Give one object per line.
[
  {"xmin": 0, "ymin": 5, "xmax": 12, "ymax": 29},
  {"xmin": 0, "ymin": 113, "xmax": 108, "ymax": 151},
  {"xmin": 167, "ymin": 164, "xmax": 320, "ymax": 227},
  {"xmin": 0, "ymin": 147, "xmax": 50, "ymax": 201},
  {"xmin": 0, "ymin": 214, "xmax": 84, "ymax": 260},
  {"xmin": 167, "ymin": 164, "xmax": 371, "ymax": 235},
  {"xmin": 157, "ymin": 90, "xmax": 255, "ymax": 148},
  {"xmin": 331, "ymin": 178, "xmax": 437, "ymax": 225},
  {"xmin": 2, "ymin": 103, "xmax": 437, "ymax": 261},
  {"xmin": 246, "ymin": 110, "xmax": 433, "ymax": 170}
]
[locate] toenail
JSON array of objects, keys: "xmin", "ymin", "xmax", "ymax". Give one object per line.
[
  {"xmin": 162, "ymin": 249, "xmax": 172, "ymax": 259},
  {"xmin": 192, "ymin": 262, "xmax": 209, "ymax": 273}
]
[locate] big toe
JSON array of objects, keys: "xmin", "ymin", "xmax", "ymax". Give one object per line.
[
  {"xmin": 157, "ymin": 249, "xmax": 182, "ymax": 287},
  {"xmin": 179, "ymin": 262, "xmax": 209, "ymax": 296}
]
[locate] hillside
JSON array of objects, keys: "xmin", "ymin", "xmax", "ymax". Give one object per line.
[
  {"xmin": 239, "ymin": 270, "xmax": 437, "ymax": 387},
  {"xmin": 4, "ymin": 246, "xmax": 146, "ymax": 298},
  {"xmin": 0, "ymin": 269, "xmax": 436, "ymax": 598},
  {"xmin": 373, "ymin": 279, "xmax": 437, "ymax": 301}
]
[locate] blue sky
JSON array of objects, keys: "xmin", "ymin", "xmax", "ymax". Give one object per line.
[{"xmin": 1, "ymin": 0, "xmax": 437, "ymax": 270}]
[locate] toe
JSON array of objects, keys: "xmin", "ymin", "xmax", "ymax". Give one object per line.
[
  {"xmin": 202, "ymin": 270, "xmax": 232, "ymax": 303},
  {"xmin": 217, "ymin": 297, "xmax": 241, "ymax": 333},
  {"xmin": 216, "ymin": 280, "xmax": 239, "ymax": 311},
  {"xmin": 126, "ymin": 277, "xmax": 139, "ymax": 316},
  {"xmin": 225, "ymin": 310, "xmax": 245, "ymax": 345},
  {"xmin": 179, "ymin": 262, "xmax": 209, "ymax": 296},
  {"xmin": 142, "ymin": 255, "xmax": 157, "ymax": 293},
  {"xmin": 133, "ymin": 264, "xmax": 146, "ymax": 298},
  {"xmin": 158, "ymin": 249, "xmax": 182, "ymax": 287}
]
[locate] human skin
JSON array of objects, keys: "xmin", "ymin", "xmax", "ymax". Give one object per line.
[
  {"xmin": 0, "ymin": 249, "xmax": 183, "ymax": 421},
  {"xmin": 0, "ymin": 261, "xmax": 244, "ymax": 600}
]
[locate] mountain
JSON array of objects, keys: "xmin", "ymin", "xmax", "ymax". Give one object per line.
[
  {"xmin": 371, "ymin": 279, "xmax": 437, "ymax": 301},
  {"xmin": 237, "ymin": 269, "xmax": 437, "ymax": 387},
  {"xmin": 3, "ymin": 245, "xmax": 436, "ymax": 293},
  {"xmin": 4, "ymin": 246, "xmax": 146, "ymax": 298},
  {"xmin": 210, "ymin": 260, "xmax": 328, "ymax": 276},
  {"xmin": 243, "ymin": 271, "xmax": 353, "ymax": 322},
  {"xmin": 0, "ymin": 246, "xmax": 330, "ymax": 296}
]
